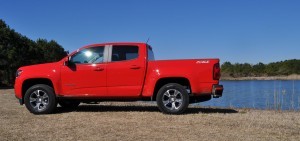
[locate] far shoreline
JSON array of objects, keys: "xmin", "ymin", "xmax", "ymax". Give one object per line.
[{"xmin": 221, "ymin": 74, "xmax": 300, "ymax": 81}]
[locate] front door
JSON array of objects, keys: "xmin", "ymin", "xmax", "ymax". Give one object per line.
[{"xmin": 60, "ymin": 46, "xmax": 107, "ymax": 96}]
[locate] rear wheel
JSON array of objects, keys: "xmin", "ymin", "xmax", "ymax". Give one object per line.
[
  {"xmin": 59, "ymin": 100, "xmax": 80, "ymax": 109},
  {"xmin": 24, "ymin": 84, "xmax": 57, "ymax": 114},
  {"xmin": 156, "ymin": 83, "xmax": 189, "ymax": 114}
]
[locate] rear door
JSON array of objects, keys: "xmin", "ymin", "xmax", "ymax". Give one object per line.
[{"xmin": 106, "ymin": 45, "xmax": 146, "ymax": 97}]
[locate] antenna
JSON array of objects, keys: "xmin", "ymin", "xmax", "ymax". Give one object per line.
[{"xmin": 146, "ymin": 37, "xmax": 150, "ymax": 44}]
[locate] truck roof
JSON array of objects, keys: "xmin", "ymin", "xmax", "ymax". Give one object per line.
[{"xmin": 83, "ymin": 42, "xmax": 147, "ymax": 49}]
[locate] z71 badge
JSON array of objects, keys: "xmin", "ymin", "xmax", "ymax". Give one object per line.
[{"xmin": 196, "ymin": 60, "xmax": 210, "ymax": 64}]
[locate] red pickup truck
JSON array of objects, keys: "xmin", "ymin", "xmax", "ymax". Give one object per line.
[{"xmin": 14, "ymin": 42, "xmax": 223, "ymax": 114}]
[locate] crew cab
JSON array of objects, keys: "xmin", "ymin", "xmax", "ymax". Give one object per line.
[{"xmin": 14, "ymin": 42, "xmax": 223, "ymax": 114}]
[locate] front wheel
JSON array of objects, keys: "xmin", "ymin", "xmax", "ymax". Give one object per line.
[
  {"xmin": 24, "ymin": 84, "xmax": 57, "ymax": 114},
  {"xmin": 156, "ymin": 83, "xmax": 189, "ymax": 114}
]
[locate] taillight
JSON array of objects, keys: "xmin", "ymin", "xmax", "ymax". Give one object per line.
[{"xmin": 213, "ymin": 63, "xmax": 221, "ymax": 80}]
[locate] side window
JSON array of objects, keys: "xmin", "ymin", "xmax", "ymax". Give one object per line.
[
  {"xmin": 147, "ymin": 45, "xmax": 155, "ymax": 61},
  {"xmin": 70, "ymin": 46, "xmax": 104, "ymax": 64},
  {"xmin": 112, "ymin": 46, "xmax": 138, "ymax": 62}
]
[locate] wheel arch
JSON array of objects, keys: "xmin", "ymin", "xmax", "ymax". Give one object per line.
[
  {"xmin": 152, "ymin": 77, "xmax": 191, "ymax": 101},
  {"xmin": 22, "ymin": 78, "xmax": 55, "ymax": 103}
]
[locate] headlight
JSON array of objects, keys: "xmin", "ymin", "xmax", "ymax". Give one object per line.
[{"xmin": 16, "ymin": 70, "xmax": 23, "ymax": 77}]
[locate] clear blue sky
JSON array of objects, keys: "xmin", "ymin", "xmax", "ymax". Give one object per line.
[{"xmin": 1, "ymin": 0, "xmax": 300, "ymax": 64}]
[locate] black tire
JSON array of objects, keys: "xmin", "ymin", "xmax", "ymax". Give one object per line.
[
  {"xmin": 24, "ymin": 84, "xmax": 57, "ymax": 114},
  {"xmin": 59, "ymin": 100, "xmax": 80, "ymax": 109},
  {"xmin": 156, "ymin": 83, "xmax": 189, "ymax": 114}
]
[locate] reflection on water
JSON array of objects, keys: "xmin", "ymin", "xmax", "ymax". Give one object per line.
[{"xmin": 198, "ymin": 80, "xmax": 300, "ymax": 111}]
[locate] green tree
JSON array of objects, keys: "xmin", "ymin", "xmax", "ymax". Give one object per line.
[
  {"xmin": 221, "ymin": 62, "xmax": 234, "ymax": 77},
  {"xmin": 36, "ymin": 39, "xmax": 66, "ymax": 63},
  {"xmin": 252, "ymin": 62, "xmax": 265, "ymax": 76},
  {"xmin": 0, "ymin": 19, "xmax": 67, "ymax": 86},
  {"xmin": 221, "ymin": 60, "xmax": 300, "ymax": 78}
]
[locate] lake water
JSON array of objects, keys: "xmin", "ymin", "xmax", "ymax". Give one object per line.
[{"xmin": 199, "ymin": 80, "xmax": 300, "ymax": 111}]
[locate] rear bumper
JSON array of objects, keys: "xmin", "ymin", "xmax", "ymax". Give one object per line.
[{"xmin": 212, "ymin": 84, "xmax": 223, "ymax": 98}]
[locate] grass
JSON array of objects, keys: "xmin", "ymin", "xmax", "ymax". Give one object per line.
[
  {"xmin": 271, "ymin": 80, "xmax": 299, "ymax": 111},
  {"xmin": 1, "ymin": 89, "xmax": 300, "ymax": 141}
]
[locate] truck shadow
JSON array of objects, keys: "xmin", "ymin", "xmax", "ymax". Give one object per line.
[
  {"xmin": 0, "ymin": 86, "xmax": 14, "ymax": 89},
  {"xmin": 56, "ymin": 105, "xmax": 238, "ymax": 114}
]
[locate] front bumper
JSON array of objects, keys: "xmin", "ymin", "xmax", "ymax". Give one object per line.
[
  {"xmin": 15, "ymin": 96, "xmax": 23, "ymax": 105},
  {"xmin": 212, "ymin": 84, "xmax": 223, "ymax": 98},
  {"xmin": 14, "ymin": 78, "xmax": 24, "ymax": 105}
]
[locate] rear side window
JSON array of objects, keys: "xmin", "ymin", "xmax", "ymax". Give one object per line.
[
  {"xmin": 112, "ymin": 46, "xmax": 138, "ymax": 62},
  {"xmin": 147, "ymin": 45, "xmax": 155, "ymax": 61}
]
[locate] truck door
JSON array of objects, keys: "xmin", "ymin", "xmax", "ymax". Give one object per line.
[
  {"xmin": 106, "ymin": 45, "xmax": 146, "ymax": 97},
  {"xmin": 60, "ymin": 46, "xmax": 108, "ymax": 96}
]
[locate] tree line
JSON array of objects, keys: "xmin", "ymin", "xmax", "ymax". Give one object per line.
[
  {"xmin": 0, "ymin": 19, "xmax": 67, "ymax": 86},
  {"xmin": 221, "ymin": 59, "xmax": 300, "ymax": 78},
  {"xmin": 1, "ymin": 19, "xmax": 299, "ymax": 86}
]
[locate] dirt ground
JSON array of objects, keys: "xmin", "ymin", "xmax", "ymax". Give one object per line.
[{"xmin": 0, "ymin": 89, "xmax": 300, "ymax": 141}]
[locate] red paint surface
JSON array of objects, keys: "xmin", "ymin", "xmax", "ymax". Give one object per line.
[{"xmin": 15, "ymin": 42, "xmax": 221, "ymax": 100}]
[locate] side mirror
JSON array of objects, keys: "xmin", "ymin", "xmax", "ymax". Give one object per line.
[{"xmin": 64, "ymin": 56, "xmax": 71, "ymax": 66}]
